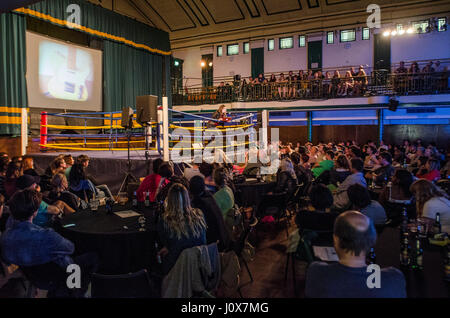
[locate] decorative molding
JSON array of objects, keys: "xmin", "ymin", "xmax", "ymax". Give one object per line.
[
  {"xmin": 260, "ymin": 0, "xmax": 302, "ymax": 16},
  {"xmin": 198, "ymin": 0, "xmax": 246, "ymax": 24},
  {"xmin": 142, "ymin": 0, "xmax": 197, "ymax": 32}
]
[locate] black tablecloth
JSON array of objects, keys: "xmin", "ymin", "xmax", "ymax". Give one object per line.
[
  {"xmin": 235, "ymin": 181, "xmax": 276, "ymax": 208},
  {"xmin": 376, "ymin": 227, "xmax": 449, "ymax": 298},
  {"xmin": 56, "ymin": 202, "xmax": 159, "ymax": 275}
]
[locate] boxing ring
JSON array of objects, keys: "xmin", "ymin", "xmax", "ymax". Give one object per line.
[{"xmin": 37, "ymin": 98, "xmax": 260, "ymax": 162}]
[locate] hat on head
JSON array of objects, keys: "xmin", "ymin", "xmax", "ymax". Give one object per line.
[{"xmin": 17, "ymin": 174, "xmax": 40, "ymax": 190}]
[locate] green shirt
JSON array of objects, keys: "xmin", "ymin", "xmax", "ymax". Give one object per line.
[{"xmin": 312, "ymin": 160, "xmax": 334, "ymax": 178}]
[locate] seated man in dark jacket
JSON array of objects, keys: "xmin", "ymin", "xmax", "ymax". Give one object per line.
[
  {"xmin": 369, "ymin": 152, "xmax": 395, "ymax": 186},
  {"xmin": 305, "ymin": 211, "xmax": 406, "ymax": 298},
  {"xmin": 189, "ymin": 176, "xmax": 230, "ymax": 251}
]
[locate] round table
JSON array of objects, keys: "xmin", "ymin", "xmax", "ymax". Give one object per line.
[
  {"xmin": 56, "ymin": 202, "xmax": 159, "ymax": 275},
  {"xmin": 376, "ymin": 226, "xmax": 449, "ymax": 298},
  {"xmin": 235, "ymin": 180, "xmax": 276, "ymax": 208}
]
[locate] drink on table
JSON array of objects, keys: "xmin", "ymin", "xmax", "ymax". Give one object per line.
[
  {"xmin": 132, "ymin": 191, "xmax": 138, "ymax": 208},
  {"xmin": 401, "ymin": 208, "xmax": 408, "ymax": 234},
  {"xmin": 413, "ymin": 239, "xmax": 424, "ymax": 271},
  {"xmin": 400, "ymin": 233, "xmax": 410, "ymax": 267},
  {"xmin": 432, "ymin": 213, "xmax": 442, "ymax": 235}
]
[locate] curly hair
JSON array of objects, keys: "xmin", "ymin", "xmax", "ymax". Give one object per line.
[{"xmin": 410, "ymin": 179, "xmax": 449, "ymax": 217}]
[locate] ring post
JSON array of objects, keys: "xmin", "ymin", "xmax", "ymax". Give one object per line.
[
  {"xmin": 21, "ymin": 108, "xmax": 28, "ymax": 156},
  {"xmin": 261, "ymin": 110, "xmax": 269, "ymax": 150},
  {"xmin": 162, "ymin": 97, "xmax": 170, "ymax": 161},
  {"xmin": 40, "ymin": 111, "xmax": 48, "ymax": 151}
]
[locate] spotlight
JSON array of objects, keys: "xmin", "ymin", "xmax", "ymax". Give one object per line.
[
  {"xmin": 398, "ymin": 29, "xmax": 405, "ymax": 35},
  {"xmin": 383, "ymin": 31, "xmax": 390, "ymax": 37},
  {"xmin": 174, "ymin": 60, "xmax": 180, "ymax": 67},
  {"xmin": 391, "ymin": 30, "xmax": 397, "ymax": 36},
  {"xmin": 200, "ymin": 61, "xmax": 206, "ymax": 67},
  {"xmin": 209, "ymin": 62, "xmax": 213, "ymax": 67},
  {"xmin": 407, "ymin": 28, "xmax": 414, "ymax": 34}
]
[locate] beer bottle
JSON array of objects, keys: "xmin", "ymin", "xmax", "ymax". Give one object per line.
[
  {"xmin": 145, "ymin": 191, "xmax": 150, "ymax": 207},
  {"xmin": 432, "ymin": 213, "xmax": 441, "ymax": 235},
  {"xmin": 400, "ymin": 234, "xmax": 410, "ymax": 267},
  {"xmin": 415, "ymin": 239, "xmax": 424, "ymax": 270},
  {"xmin": 132, "ymin": 191, "xmax": 138, "ymax": 208},
  {"xmin": 401, "ymin": 208, "xmax": 409, "ymax": 235}
]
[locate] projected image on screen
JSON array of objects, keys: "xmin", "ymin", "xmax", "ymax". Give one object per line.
[{"xmin": 39, "ymin": 41, "xmax": 94, "ymax": 102}]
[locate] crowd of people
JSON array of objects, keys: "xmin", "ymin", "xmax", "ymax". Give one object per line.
[
  {"xmin": 0, "ymin": 136, "xmax": 449, "ymax": 297},
  {"xmin": 190, "ymin": 61, "xmax": 449, "ymax": 105}
]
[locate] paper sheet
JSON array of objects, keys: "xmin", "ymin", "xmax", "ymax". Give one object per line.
[
  {"xmin": 114, "ymin": 210, "xmax": 141, "ymax": 218},
  {"xmin": 312, "ymin": 246, "xmax": 339, "ymax": 262}
]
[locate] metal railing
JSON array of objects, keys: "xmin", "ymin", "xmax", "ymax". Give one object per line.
[{"xmin": 172, "ymin": 71, "xmax": 449, "ymax": 106}]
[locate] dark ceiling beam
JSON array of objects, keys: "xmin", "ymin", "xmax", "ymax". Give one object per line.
[{"xmin": 126, "ymin": 0, "xmax": 156, "ymax": 27}]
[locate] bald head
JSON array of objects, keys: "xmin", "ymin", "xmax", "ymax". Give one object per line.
[{"xmin": 334, "ymin": 211, "xmax": 377, "ymax": 257}]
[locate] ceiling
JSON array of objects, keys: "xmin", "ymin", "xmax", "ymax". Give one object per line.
[{"xmin": 87, "ymin": 0, "xmax": 450, "ymax": 49}]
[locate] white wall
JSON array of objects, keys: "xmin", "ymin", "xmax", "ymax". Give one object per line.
[
  {"xmin": 391, "ymin": 30, "xmax": 450, "ymax": 64},
  {"xmin": 173, "ymin": 27, "xmax": 450, "ymax": 86},
  {"xmin": 322, "ymin": 29, "xmax": 374, "ymax": 71}
]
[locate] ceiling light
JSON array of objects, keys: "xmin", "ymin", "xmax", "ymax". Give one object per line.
[
  {"xmin": 407, "ymin": 28, "xmax": 414, "ymax": 34},
  {"xmin": 209, "ymin": 62, "xmax": 213, "ymax": 67},
  {"xmin": 200, "ymin": 61, "xmax": 206, "ymax": 67},
  {"xmin": 383, "ymin": 31, "xmax": 390, "ymax": 37},
  {"xmin": 391, "ymin": 30, "xmax": 397, "ymax": 36},
  {"xmin": 398, "ymin": 29, "xmax": 405, "ymax": 35}
]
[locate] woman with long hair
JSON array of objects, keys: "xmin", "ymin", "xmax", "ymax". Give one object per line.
[
  {"xmin": 157, "ymin": 183, "xmax": 207, "ymax": 275},
  {"xmin": 410, "ymin": 179, "xmax": 450, "ymax": 233},
  {"xmin": 46, "ymin": 173, "xmax": 81, "ymax": 211},
  {"xmin": 22, "ymin": 156, "xmax": 39, "ymax": 177},
  {"xmin": 416, "ymin": 158, "xmax": 441, "ymax": 182}
]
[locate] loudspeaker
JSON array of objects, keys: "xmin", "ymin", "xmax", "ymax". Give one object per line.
[
  {"xmin": 136, "ymin": 95, "xmax": 158, "ymax": 125},
  {"xmin": 121, "ymin": 107, "xmax": 134, "ymax": 128},
  {"xmin": 388, "ymin": 98, "xmax": 399, "ymax": 112}
]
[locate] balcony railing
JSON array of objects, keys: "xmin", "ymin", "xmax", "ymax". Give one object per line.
[{"xmin": 172, "ymin": 71, "xmax": 450, "ymax": 106}]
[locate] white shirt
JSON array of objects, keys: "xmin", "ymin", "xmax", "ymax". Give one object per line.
[{"xmin": 423, "ymin": 197, "xmax": 450, "ymax": 234}]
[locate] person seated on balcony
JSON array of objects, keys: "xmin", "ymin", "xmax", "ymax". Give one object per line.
[
  {"xmin": 331, "ymin": 70, "xmax": 341, "ymax": 97},
  {"xmin": 350, "ymin": 67, "xmax": 358, "ymax": 77},
  {"xmin": 422, "ymin": 62, "xmax": 435, "ymax": 91},
  {"xmin": 395, "ymin": 61, "xmax": 408, "ymax": 74},
  {"xmin": 354, "ymin": 65, "xmax": 368, "ymax": 96},
  {"xmin": 255, "ymin": 73, "xmax": 266, "ymax": 100},
  {"xmin": 416, "ymin": 158, "xmax": 441, "ymax": 182},
  {"xmin": 409, "ymin": 61, "xmax": 421, "ymax": 92},
  {"xmin": 216, "ymin": 82, "xmax": 225, "ymax": 102},
  {"xmin": 337, "ymin": 71, "xmax": 354, "ymax": 97},
  {"xmin": 277, "ymin": 73, "xmax": 288, "ymax": 99},
  {"xmin": 323, "ymin": 71, "xmax": 332, "ymax": 97},
  {"xmin": 311, "ymin": 72, "xmax": 322, "ymax": 98},
  {"xmin": 268, "ymin": 74, "xmax": 277, "ymax": 99}
]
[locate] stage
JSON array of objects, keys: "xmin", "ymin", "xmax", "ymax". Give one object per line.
[{"xmin": 30, "ymin": 150, "xmax": 164, "ymax": 194}]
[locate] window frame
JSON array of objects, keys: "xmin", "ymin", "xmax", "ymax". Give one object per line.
[
  {"xmin": 217, "ymin": 45, "xmax": 223, "ymax": 57},
  {"xmin": 279, "ymin": 36, "xmax": 294, "ymax": 50},
  {"xmin": 299, "ymin": 35, "xmax": 306, "ymax": 47},
  {"xmin": 226, "ymin": 43, "xmax": 240, "ymax": 56},
  {"xmin": 362, "ymin": 27, "xmax": 370, "ymax": 40},
  {"xmin": 340, "ymin": 29, "xmax": 356, "ymax": 42},
  {"xmin": 243, "ymin": 42, "xmax": 250, "ymax": 54},
  {"xmin": 268, "ymin": 39, "xmax": 275, "ymax": 51},
  {"xmin": 326, "ymin": 31, "xmax": 334, "ymax": 44},
  {"xmin": 412, "ymin": 20, "xmax": 430, "ymax": 33},
  {"xmin": 438, "ymin": 17, "xmax": 447, "ymax": 32}
]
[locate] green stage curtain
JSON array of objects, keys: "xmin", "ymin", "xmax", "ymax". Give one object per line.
[
  {"xmin": 0, "ymin": 13, "xmax": 27, "ymax": 135},
  {"xmin": 103, "ymin": 40, "xmax": 163, "ymax": 112},
  {"xmin": 23, "ymin": 0, "xmax": 171, "ymax": 54}
]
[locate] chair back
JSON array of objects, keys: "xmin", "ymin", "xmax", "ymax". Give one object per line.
[
  {"xmin": 91, "ymin": 269, "xmax": 156, "ymax": 298},
  {"xmin": 20, "ymin": 262, "xmax": 68, "ymax": 292}
]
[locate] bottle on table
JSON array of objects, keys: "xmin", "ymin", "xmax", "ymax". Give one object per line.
[
  {"xmin": 132, "ymin": 191, "xmax": 138, "ymax": 208},
  {"xmin": 400, "ymin": 233, "xmax": 410, "ymax": 267},
  {"xmin": 432, "ymin": 213, "xmax": 442, "ymax": 235},
  {"xmin": 401, "ymin": 207, "xmax": 409, "ymax": 235},
  {"xmin": 145, "ymin": 191, "xmax": 150, "ymax": 207},
  {"xmin": 412, "ymin": 239, "xmax": 424, "ymax": 271}
]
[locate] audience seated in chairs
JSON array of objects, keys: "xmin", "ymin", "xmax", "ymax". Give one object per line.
[
  {"xmin": 0, "ymin": 189, "xmax": 98, "ymax": 297},
  {"xmin": 44, "ymin": 173, "xmax": 81, "ymax": 212},
  {"xmin": 4, "ymin": 162, "xmax": 21, "ymax": 200},
  {"xmin": 155, "ymin": 162, "xmax": 189, "ymax": 203},
  {"xmin": 156, "ymin": 183, "xmax": 207, "ymax": 276},
  {"xmin": 15, "ymin": 175, "xmax": 74, "ymax": 228},
  {"xmin": 347, "ymin": 184, "xmax": 387, "ymax": 225},
  {"xmin": 305, "ymin": 211, "xmax": 406, "ymax": 298},
  {"xmin": 274, "ymin": 158, "xmax": 298, "ymax": 199},
  {"xmin": 190, "ymin": 176, "xmax": 230, "ymax": 252},
  {"xmin": 333, "ymin": 158, "xmax": 367, "ymax": 210},
  {"xmin": 410, "ymin": 179, "xmax": 450, "ymax": 233},
  {"xmin": 416, "ymin": 158, "xmax": 441, "ymax": 182},
  {"xmin": 136, "ymin": 158, "xmax": 165, "ymax": 203},
  {"xmin": 212, "ymin": 167, "xmax": 235, "ymax": 218},
  {"xmin": 22, "ymin": 156, "xmax": 39, "ymax": 177}
]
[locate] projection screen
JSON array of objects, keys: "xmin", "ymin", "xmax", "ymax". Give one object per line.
[{"xmin": 26, "ymin": 31, "xmax": 102, "ymax": 111}]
